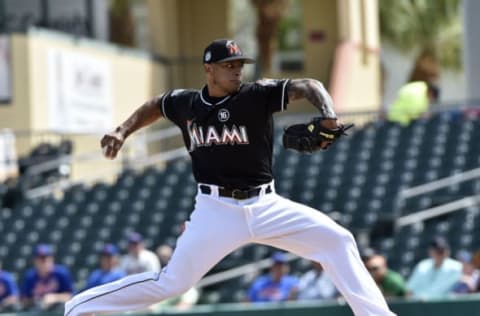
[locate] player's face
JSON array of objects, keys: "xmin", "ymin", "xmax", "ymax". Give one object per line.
[
  {"xmin": 429, "ymin": 248, "xmax": 448, "ymax": 266},
  {"xmin": 128, "ymin": 242, "xmax": 142, "ymax": 256},
  {"xmin": 100, "ymin": 255, "xmax": 117, "ymax": 270},
  {"xmin": 206, "ymin": 60, "xmax": 244, "ymax": 95},
  {"xmin": 365, "ymin": 256, "xmax": 386, "ymax": 281},
  {"xmin": 34, "ymin": 255, "xmax": 54, "ymax": 276},
  {"xmin": 270, "ymin": 262, "xmax": 288, "ymax": 281}
]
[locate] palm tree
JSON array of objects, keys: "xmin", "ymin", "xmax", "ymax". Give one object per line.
[
  {"xmin": 109, "ymin": 0, "xmax": 135, "ymax": 47},
  {"xmin": 251, "ymin": 0, "xmax": 288, "ymax": 75},
  {"xmin": 379, "ymin": 0, "xmax": 462, "ymax": 82}
]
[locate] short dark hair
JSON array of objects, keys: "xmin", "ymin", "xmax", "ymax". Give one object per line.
[
  {"xmin": 429, "ymin": 236, "xmax": 449, "ymax": 252},
  {"xmin": 360, "ymin": 247, "xmax": 377, "ymax": 262}
]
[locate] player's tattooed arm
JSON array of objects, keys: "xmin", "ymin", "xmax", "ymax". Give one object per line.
[
  {"xmin": 287, "ymin": 79, "xmax": 337, "ymax": 119},
  {"xmin": 116, "ymin": 95, "xmax": 163, "ymax": 139},
  {"xmin": 101, "ymin": 95, "xmax": 163, "ymax": 160}
]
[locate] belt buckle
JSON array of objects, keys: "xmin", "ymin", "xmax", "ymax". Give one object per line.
[
  {"xmin": 232, "ymin": 189, "xmax": 248, "ymax": 200},
  {"xmin": 200, "ymin": 185, "xmax": 211, "ymax": 194}
]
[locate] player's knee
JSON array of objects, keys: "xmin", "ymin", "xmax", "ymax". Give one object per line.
[
  {"xmin": 64, "ymin": 300, "xmax": 72, "ymax": 316},
  {"xmin": 153, "ymin": 270, "xmax": 195, "ymax": 299},
  {"xmin": 333, "ymin": 226, "xmax": 356, "ymax": 247},
  {"xmin": 64, "ymin": 296, "xmax": 83, "ymax": 316},
  {"xmin": 167, "ymin": 282, "xmax": 191, "ymax": 298}
]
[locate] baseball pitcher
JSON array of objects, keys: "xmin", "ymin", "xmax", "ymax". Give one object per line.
[{"xmin": 65, "ymin": 39, "xmax": 396, "ymax": 316}]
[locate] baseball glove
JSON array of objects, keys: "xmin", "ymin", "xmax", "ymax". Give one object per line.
[{"xmin": 282, "ymin": 117, "xmax": 354, "ymax": 153}]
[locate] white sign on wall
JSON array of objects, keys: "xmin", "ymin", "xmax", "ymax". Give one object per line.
[
  {"xmin": 0, "ymin": 129, "xmax": 18, "ymax": 181},
  {"xmin": 0, "ymin": 36, "xmax": 12, "ymax": 102},
  {"xmin": 48, "ymin": 49, "xmax": 113, "ymax": 133}
]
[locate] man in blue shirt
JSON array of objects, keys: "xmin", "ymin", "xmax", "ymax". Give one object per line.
[
  {"xmin": 85, "ymin": 244, "xmax": 126, "ymax": 290},
  {"xmin": 248, "ymin": 252, "xmax": 299, "ymax": 302},
  {"xmin": 406, "ymin": 237, "xmax": 462, "ymax": 299},
  {"xmin": 0, "ymin": 260, "xmax": 19, "ymax": 311},
  {"xmin": 21, "ymin": 244, "xmax": 74, "ymax": 311}
]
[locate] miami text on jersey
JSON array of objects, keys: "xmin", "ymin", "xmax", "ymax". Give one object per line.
[{"xmin": 187, "ymin": 120, "xmax": 249, "ymax": 152}]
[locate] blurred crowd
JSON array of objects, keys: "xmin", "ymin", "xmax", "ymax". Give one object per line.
[
  {"xmin": 245, "ymin": 236, "xmax": 480, "ymax": 304},
  {"xmin": 361, "ymin": 237, "xmax": 480, "ymax": 300},
  {"xmin": 0, "ymin": 232, "xmax": 198, "ymax": 313},
  {"xmin": 1, "ymin": 233, "xmax": 480, "ymax": 313}
]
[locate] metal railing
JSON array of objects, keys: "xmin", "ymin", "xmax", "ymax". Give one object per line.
[
  {"xmin": 395, "ymin": 167, "xmax": 480, "ymax": 229},
  {"xmin": 398, "ymin": 167, "xmax": 480, "ymax": 200},
  {"xmin": 21, "ymin": 126, "xmax": 185, "ymax": 199},
  {"xmin": 197, "ymin": 253, "xmax": 297, "ymax": 289},
  {"xmin": 396, "ymin": 195, "xmax": 480, "ymax": 228},
  {"xmin": 23, "ymin": 126, "xmax": 182, "ymax": 176}
]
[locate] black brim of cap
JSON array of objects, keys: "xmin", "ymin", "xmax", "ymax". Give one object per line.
[{"xmin": 214, "ymin": 56, "xmax": 256, "ymax": 64}]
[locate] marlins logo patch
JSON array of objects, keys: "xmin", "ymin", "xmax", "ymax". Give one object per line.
[
  {"xmin": 226, "ymin": 41, "xmax": 241, "ymax": 55},
  {"xmin": 218, "ymin": 109, "xmax": 230, "ymax": 122}
]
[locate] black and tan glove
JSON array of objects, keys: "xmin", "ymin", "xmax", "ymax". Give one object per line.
[{"xmin": 282, "ymin": 117, "xmax": 354, "ymax": 153}]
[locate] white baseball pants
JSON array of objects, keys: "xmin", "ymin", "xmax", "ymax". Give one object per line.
[{"xmin": 65, "ymin": 183, "xmax": 396, "ymax": 316}]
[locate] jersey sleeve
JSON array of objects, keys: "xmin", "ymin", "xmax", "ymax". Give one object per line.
[
  {"xmin": 158, "ymin": 89, "xmax": 192, "ymax": 125},
  {"xmin": 56, "ymin": 266, "xmax": 74, "ymax": 293},
  {"xmin": 85, "ymin": 271, "xmax": 99, "ymax": 290},
  {"xmin": 247, "ymin": 279, "xmax": 261, "ymax": 302},
  {"xmin": 254, "ymin": 79, "xmax": 290, "ymax": 113},
  {"xmin": 4, "ymin": 273, "xmax": 19, "ymax": 296},
  {"xmin": 21, "ymin": 271, "xmax": 35, "ymax": 298},
  {"xmin": 158, "ymin": 91, "xmax": 172, "ymax": 120}
]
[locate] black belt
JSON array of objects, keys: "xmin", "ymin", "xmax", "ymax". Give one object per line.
[{"xmin": 199, "ymin": 184, "xmax": 272, "ymax": 200}]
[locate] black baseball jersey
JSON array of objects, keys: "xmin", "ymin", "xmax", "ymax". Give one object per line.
[{"xmin": 159, "ymin": 79, "xmax": 290, "ymax": 189}]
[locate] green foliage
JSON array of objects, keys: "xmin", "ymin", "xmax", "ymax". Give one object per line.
[
  {"xmin": 278, "ymin": 0, "xmax": 303, "ymax": 51},
  {"xmin": 379, "ymin": 0, "xmax": 462, "ymax": 69}
]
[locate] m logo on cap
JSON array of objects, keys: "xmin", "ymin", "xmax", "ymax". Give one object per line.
[
  {"xmin": 226, "ymin": 40, "xmax": 241, "ymax": 56},
  {"xmin": 203, "ymin": 39, "xmax": 255, "ymax": 64}
]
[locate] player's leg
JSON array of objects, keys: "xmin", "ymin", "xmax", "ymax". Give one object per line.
[
  {"xmin": 252, "ymin": 194, "xmax": 396, "ymax": 316},
  {"xmin": 65, "ymin": 194, "xmax": 251, "ymax": 316}
]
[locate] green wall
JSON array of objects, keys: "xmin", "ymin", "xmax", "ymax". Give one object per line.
[{"xmin": 4, "ymin": 295, "xmax": 480, "ymax": 316}]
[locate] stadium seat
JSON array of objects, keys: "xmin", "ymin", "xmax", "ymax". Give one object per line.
[{"xmin": 2, "ymin": 112, "xmax": 480, "ymax": 303}]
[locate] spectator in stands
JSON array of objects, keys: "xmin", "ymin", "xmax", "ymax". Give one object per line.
[
  {"xmin": 297, "ymin": 261, "xmax": 338, "ymax": 301},
  {"xmin": 0, "ymin": 260, "xmax": 20, "ymax": 311},
  {"xmin": 248, "ymin": 252, "xmax": 299, "ymax": 302},
  {"xmin": 450, "ymin": 250, "xmax": 480, "ymax": 294},
  {"xmin": 387, "ymin": 81, "xmax": 440, "ymax": 126},
  {"xmin": 406, "ymin": 236, "xmax": 462, "ymax": 299},
  {"xmin": 21, "ymin": 244, "xmax": 74, "ymax": 311},
  {"xmin": 473, "ymin": 250, "xmax": 480, "ymax": 292},
  {"xmin": 119, "ymin": 232, "xmax": 161, "ymax": 275},
  {"xmin": 84, "ymin": 244, "xmax": 126, "ymax": 291},
  {"xmin": 360, "ymin": 247, "xmax": 377, "ymax": 263},
  {"xmin": 156, "ymin": 244, "xmax": 173, "ymax": 268},
  {"xmin": 365, "ymin": 254, "xmax": 407, "ymax": 298}
]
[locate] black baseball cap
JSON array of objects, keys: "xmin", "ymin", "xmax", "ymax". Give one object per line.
[{"xmin": 203, "ymin": 39, "xmax": 255, "ymax": 64}]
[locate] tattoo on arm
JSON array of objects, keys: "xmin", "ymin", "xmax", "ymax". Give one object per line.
[
  {"xmin": 287, "ymin": 79, "xmax": 337, "ymax": 119},
  {"xmin": 118, "ymin": 95, "xmax": 163, "ymax": 138}
]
